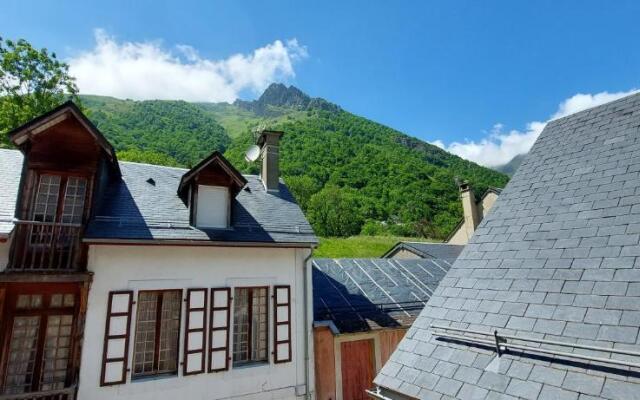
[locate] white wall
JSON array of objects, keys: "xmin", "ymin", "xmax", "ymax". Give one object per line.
[{"xmin": 79, "ymin": 245, "xmax": 313, "ymax": 400}]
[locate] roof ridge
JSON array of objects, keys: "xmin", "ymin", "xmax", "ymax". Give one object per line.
[
  {"xmin": 548, "ymin": 90, "xmax": 640, "ymax": 124},
  {"xmin": 119, "ymin": 160, "xmax": 188, "ymax": 171}
]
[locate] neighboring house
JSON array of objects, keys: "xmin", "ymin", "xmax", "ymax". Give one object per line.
[
  {"xmin": 312, "ymin": 258, "xmax": 456, "ymax": 400},
  {"xmin": 445, "ymin": 184, "xmax": 501, "ymax": 245},
  {"xmin": 382, "ymin": 242, "xmax": 464, "ymax": 260},
  {"xmin": 0, "ymin": 102, "xmax": 317, "ymax": 400},
  {"xmin": 373, "ymin": 93, "xmax": 640, "ymax": 399}
]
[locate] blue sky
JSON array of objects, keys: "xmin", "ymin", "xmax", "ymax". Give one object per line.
[{"xmin": 2, "ymin": 1, "xmax": 640, "ymax": 166}]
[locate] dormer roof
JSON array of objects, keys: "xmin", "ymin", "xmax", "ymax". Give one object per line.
[
  {"xmin": 177, "ymin": 151, "xmax": 247, "ymax": 197},
  {"xmin": 7, "ymin": 100, "xmax": 120, "ymax": 174}
]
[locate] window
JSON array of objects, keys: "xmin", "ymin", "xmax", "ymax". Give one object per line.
[
  {"xmin": 232, "ymin": 287, "xmax": 268, "ymax": 366},
  {"xmin": 32, "ymin": 175, "xmax": 87, "ymax": 224},
  {"xmin": 195, "ymin": 185, "xmax": 229, "ymax": 228},
  {"xmin": 32, "ymin": 175, "xmax": 61, "ymax": 223},
  {"xmin": 132, "ymin": 290, "xmax": 181, "ymax": 378},
  {"xmin": 2, "ymin": 291, "xmax": 76, "ymax": 395},
  {"xmin": 61, "ymin": 177, "xmax": 87, "ymax": 224},
  {"xmin": 30, "ymin": 174, "xmax": 88, "ymax": 247}
]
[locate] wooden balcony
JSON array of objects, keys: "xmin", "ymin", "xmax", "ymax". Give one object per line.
[
  {"xmin": 8, "ymin": 221, "xmax": 84, "ymax": 272},
  {"xmin": 0, "ymin": 386, "xmax": 76, "ymax": 400}
]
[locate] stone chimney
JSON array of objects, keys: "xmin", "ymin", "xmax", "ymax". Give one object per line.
[
  {"xmin": 257, "ymin": 130, "xmax": 284, "ymax": 192},
  {"xmin": 459, "ymin": 181, "xmax": 480, "ymax": 238}
]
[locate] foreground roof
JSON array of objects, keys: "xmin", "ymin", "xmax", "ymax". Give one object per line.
[
  {"xmin": 0, "ymin": 150, "xmax": 317, "ymax": 245},
  {"xmin": 383, "ymin": 242, "xmax": 465, "ymax": 259},
  {"xmin": 0, "ymin": 149, "xmax": 23, "ymax": 237},
  {"xmin": 376, "ymin": 92, "xmax": 640, "ymax": 399},
  {"xmin": 313, "ymin": 258, "xmax": 455, "ymax": 333}
]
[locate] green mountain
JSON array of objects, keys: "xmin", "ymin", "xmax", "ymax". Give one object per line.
[
  {"xmin": 495, "ymin": 153, "xmax": 526, "ymax": 176},
  {"xmin": 79, "ymin": 84, "xmax": 509, "ymax": 239}
]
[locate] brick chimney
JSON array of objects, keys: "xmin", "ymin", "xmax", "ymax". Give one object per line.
[
  {"xmin": 257, "ymin": 130, "xmax": 284, "ymax": 192},
  {"xmin": 459, "ymin": 181, "xmax": 480, "ymax": 238}
]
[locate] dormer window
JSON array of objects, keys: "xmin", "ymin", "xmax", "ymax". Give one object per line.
[
  {"xmin": 177, "ymin": 151, "xmax": 247, "ymax": 230},
  {"xmin": 195, "ymin": 185, "xmax": 230, "ymax": 228}
]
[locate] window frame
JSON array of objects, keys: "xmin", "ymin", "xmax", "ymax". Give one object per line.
[
  {"xmin": 1, "ymin": 285, "xmax": 80, "ymax": 394},
  {"xmin": 131, "ymin": 289, "xmax": 183, "ymax": 380},
  {"xmin": 231, "ymin": 286, "xmax": 269, "ymax": 367},
  {"xmin": 29, "ymin": 171, "xmax": 91, "ymax": 225}
]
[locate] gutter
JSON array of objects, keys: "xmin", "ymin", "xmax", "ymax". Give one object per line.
[
  {"xmin": 83, "ymin": 238, "xmax": 318, "ymax": 248},
  {"xmin": 366, "ymin": 387, "xmax": 394, "ymax": 400}
]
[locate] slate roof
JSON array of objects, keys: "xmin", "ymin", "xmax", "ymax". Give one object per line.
[
  {"xmin": 313, "ymin": 258, "xmax": 455, "ymax": 333},
  {"xmin": 0, "ymin": 150, "xmax": 317, "ymax": 245},
  {"xmin": 375, "ymin": 92, "xmax": 640, "ymax": 400},
  {"xmin": 383, "ymin": 242, "xmax": 465, "ymax": 260},
  {"xmin": 0, "ymin": 149, "xmax": 23, "ymax": 237}
]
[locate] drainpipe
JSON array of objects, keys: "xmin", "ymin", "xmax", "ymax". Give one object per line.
[{"xmin": 303, "ymin": 247, "xmax": 315, "ymax": 399}]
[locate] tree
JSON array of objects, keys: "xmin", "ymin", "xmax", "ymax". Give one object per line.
[
  {"xmin": 117, "ymin": 148, "xmax": 182, "ymax": 167},
  {"xmin": 307, "ymin": 185, "xmax": 364, "ymax": 237},
  {"xmin": 0, "ymin": 37, "xmax": 80, "ymax": 146},
  {"xmin": 284, "ymin": 175, "xmax": 321, "ymax": 211}
]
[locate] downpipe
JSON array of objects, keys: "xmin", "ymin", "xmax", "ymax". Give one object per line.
[{"xmin": 303, "ymin": 247, "xmax": 315, "ymax": 399}]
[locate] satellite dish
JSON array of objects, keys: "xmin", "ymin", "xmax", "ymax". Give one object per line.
[{"xmin": 244, "ymin": 145, "xmax": 261, "ymax": 162}]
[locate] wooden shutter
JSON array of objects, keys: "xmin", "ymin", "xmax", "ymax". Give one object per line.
[
  {"xmin": 101, "ymin": 290, "xmax": 133, "ymax": 386},
  {"xmin": 208, "ymin": 287, "xmax": 231, "ymax": 372},
  {"xmin": 183, "ymin": 288, "xmax": 207, "ymax": 375},
  {"xmin": 273, "ymin": 285, "xmax": 292, "ymax": 363}
]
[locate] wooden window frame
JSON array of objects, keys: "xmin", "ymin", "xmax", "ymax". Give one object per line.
[
  {"xmin": 131, "ymin": 289, "xmax": 182, "ymax": 379},
  {"xmin": 1, "ymin": 284, "xmax": 80, "ymax": 394},
  {"xmin": 273, "ymin": 285, "xmax": 292, "ymax": 364},
  {"xmin": 232, "ymin": 286, "xmax": 269, "ymax": 367},
  {"xmin": 208, "ymin": 287, "xmax": 231, "ymax": 373},
  {"xmin": 28, "ymin": 170, "xmax": 93, "ymax": 226},
  {"xmin": 100, "ymin": 290, "xmax": 133, "ymax": 387},
  {"xmin": 183, "ymin": 288, "xmax": 207, "ymax": 376}
]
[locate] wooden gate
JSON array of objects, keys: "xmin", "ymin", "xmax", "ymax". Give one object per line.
[{"xmin": 340, "ymin": 339, "xmax": 375, "ymax": 400}]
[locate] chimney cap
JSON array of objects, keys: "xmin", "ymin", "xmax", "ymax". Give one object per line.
[
  {"xmin": 257, "ymin": 130, "xmax": 284, "ymax": 147},
  {"xmin": 458, "ymin": 181, "xmax": 472, "ymax": 192}
]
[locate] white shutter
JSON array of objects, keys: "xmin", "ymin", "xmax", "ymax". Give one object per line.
[
  {"xmin": 100, "ymin": 291, "xmax": 133, "ymax": 386},
  {"xmin": 273, "ymin": 285, "xmax": 292, "ymax": 363},
  {"xmin": 209, "ymin": 287, "xmax": 231, "ymax": 372},
  {"xmin": 196, "ymin": 186, "xmax": 229, "ymax": 228},
  {"xmin": 184, "ymin": 288, "xmax": 207, "ymax": 375}
]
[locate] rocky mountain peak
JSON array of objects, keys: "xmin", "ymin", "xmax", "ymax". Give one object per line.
[{"xmin": 234, "ymin": 83, "xmax": 339, "ymax": 116}]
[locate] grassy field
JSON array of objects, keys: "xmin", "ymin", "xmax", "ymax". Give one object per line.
[{"xmin": 314, "ymin": 235, "xmax": 437, "ymax": 258}]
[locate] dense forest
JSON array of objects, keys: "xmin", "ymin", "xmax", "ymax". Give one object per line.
[{"xmin": 78, "ymin": 84, "xmax": 508, "ymax": 239}]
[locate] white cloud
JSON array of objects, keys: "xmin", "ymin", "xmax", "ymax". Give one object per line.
[
  {"xmin": 68, "ymin": 29, "xmax": 308, "ymax": 102},
  {"xmin": 435, "ymin": 89, "xmax": 638, "ymax": 167}
]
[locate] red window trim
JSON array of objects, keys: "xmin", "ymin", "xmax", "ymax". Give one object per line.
[
  {"xmin": 273, "ymin": 285, "xmax": 292, "ymax": 364},
  {"xmin": 183, "ymin": 288, "xmax": 207, "ymax": 376}
]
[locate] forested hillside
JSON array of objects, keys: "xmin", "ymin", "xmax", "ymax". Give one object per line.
[{"xmin": 79, "ymin": 84, "xmax": 509, "ymax": 239}]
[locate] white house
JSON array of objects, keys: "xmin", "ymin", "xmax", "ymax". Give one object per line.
[{"xmin": 0, "ymin": 102, "xmax": 318, "ymax": 400}]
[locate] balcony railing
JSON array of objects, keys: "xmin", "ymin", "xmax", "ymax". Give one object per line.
[
  {"xmin": 0, "ymin": 386, "xmax": 76, "ymax": 400},
  {"xmin": 8, "ymin": 221, "xmax": 83, "ymax": 271}
]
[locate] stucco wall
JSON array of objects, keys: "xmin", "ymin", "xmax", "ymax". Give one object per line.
[
  {"xmin": 447, "ymin": 224, "xmax": 469, "ymax": 245},
  {"xmin": 479, "ymin": 191, "xmax": 499, "ymax": 218},
  {"xmin": 79, "ymin": 244, "xmax": 313, "ymax": 400}
]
